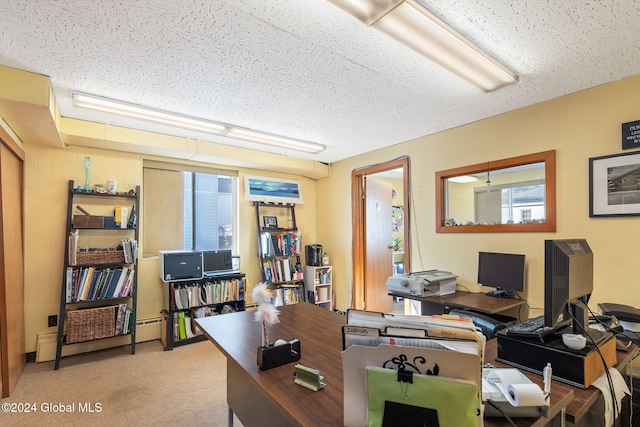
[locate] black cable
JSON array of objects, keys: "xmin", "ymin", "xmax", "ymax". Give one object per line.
[
  {"xmin": 579, "ymin": 305, "xmax": 619, "ymax": 422},
  {"xmin": 485, "ymin": 399, "xmax": 517, "ymax": 427},
  {"xmin": 457, "ymin": 283, "xmax": 472, "ymax": 293}
]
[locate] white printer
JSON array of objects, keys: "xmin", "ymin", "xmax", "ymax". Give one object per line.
[{"xmin": 386, "ymin": 270, "xmax": 458, "ymax": 297}]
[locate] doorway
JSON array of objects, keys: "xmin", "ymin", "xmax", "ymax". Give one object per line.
[
  {"xmin": 0, "ymin": 136, "xmax": 25, "ymax": 397},
  {"xmin": 351, "ymin": 157, "xmax": 410, "ymax": 312}
]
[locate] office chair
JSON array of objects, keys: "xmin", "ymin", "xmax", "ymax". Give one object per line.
[{"xmin": 449, "ymin": 309, "xmax": 508, "ymax": 340}]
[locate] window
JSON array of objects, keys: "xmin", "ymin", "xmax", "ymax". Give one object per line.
[
  {"xmin": 143, "ymin": 162, "xmax": 238, "ymax": 257},
  {"xmin": 474, "ymin": 180, "xmax": 545, "ymax": 225}
]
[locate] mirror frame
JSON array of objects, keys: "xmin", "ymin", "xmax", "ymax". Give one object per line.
[{"xmin": 436, "ymin": 150, "xmax": 556, "ymax": 233}]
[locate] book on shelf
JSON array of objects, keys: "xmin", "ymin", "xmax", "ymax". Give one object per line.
[
  {"xmin": 260, "ymin": 231, "xmax": 302, "ymax": 257},
  {"xmin": 121, "ymin": 238, "xmax": 138, "ymax": 263},
  {"xmin": 68, "ymin": 230, "xmax": 79, "ymax": 265},
  {"xmin": 272, "ymin": 287, "xmax": 301, "ymax": 306},
  {"xmin": 114, "ymin": 303, "xmax": 128, "ymax": 335},
  {"xmin": 65, "ymin": 267, "xmax": 135, "ymax": 303},
  {"xmin": 261, "ymin": 259, "xmax": 301, "ymax": 283}
]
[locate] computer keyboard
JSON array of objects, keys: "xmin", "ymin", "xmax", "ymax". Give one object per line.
[{"xmin": 505, "ymin": 315, "xmax": 553, "ymax": 339}]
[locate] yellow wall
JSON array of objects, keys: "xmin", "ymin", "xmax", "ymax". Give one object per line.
[
  {"xmin": 320, "ymin": 74, "xmax": 640, "ymax": 316},
  {"xmin": 14, "ymin": 70, "xmax": 640, "ymax": 354},
  {"xmin": 23, "ymin": 143, "xmax": 316, "ymax": 353}
]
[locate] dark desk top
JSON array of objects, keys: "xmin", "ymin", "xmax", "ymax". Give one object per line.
[
  {"xmin": 390, "ymin": 289, "xmax": 527, "ymax": 315},
  {"xmin": 197, "ymin": 302, "xmax": 577, "ymax": 427},
  {"xmin": 196, "ymin": 302, "xmax": 345, "ymax": 426}
]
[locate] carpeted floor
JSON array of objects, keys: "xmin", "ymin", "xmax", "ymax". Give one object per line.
[{"xmin": 1, "ymin": 340, "xmax": 242, "ymax": 426}]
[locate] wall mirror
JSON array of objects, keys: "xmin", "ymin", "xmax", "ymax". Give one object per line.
[{"xmin": 436, "ymin": 150, "xmax": 556, "ymax": 233}]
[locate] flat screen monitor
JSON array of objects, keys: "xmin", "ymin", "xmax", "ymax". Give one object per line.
[
  {"xmin": 477, "ymin": 252, "xmax": 525, "ymax": 295},
  {"xmin": 203, "ymin": 249, "xmax": 232, "ymax": 273},
  {"xmin": 544, "ymin": 239, "xmax": 593, "ymax": 333}
]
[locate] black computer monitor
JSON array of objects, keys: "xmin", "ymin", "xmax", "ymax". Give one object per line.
[
  {"xmin": 477, "ymin": 252, "xmax": 525, "ymax": 297},
  {"xmin": 203, "ymin": 249, "xmax": 232, "ymax": 273},
  {"xmin": 544, "ymin": 239, "xmax": 593, "ymax": 334}
]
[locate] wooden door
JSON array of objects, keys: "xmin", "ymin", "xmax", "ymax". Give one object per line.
[
  {"xmin": 351, "ymin": 157, "xmax": 410, "ymax": 312},
  {"xmin": 0, "ymin": 140, "xmax": 25, "ymax": 397},
  {"xmin": 364, "ymin": 177, "xmax": 393, "ymax": 313}
]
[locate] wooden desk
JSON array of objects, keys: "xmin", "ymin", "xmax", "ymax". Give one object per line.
[
  {"xmin": 196, "ymin": 303, "xmax": 345, "ymax": 427},
  {"xmin": 390, "ymin": 290, "xmax": 526, "ymax": 316},
  {"xmin": 487, "ymin": 339, "xmax": 638, "ymax": 426},
  {"xmin": 563, "ymin": 343, "xmax": 637, "ymax": 425},
  {"xmin": 197, "ymin": 303, "xmax": 572, "ymax": 427},
  {"xmin": 485, "ymin": 339, "xmax": 575, "ymax": 426}
]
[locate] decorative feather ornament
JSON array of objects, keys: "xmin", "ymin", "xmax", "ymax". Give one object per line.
[{"xmin": 252, "ymin": 283, "xmax": 279, "ymax": 346}]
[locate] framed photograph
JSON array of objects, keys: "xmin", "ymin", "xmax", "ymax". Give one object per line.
[
  {"xmin": 263, "ymin": 216, "xmax": 278, "ymax": 229},
  {"xmin": 244, "ymin": 175, "xmax": 304, "ymax": 204},
  {"xmin": 589, "ymin": 151, "xmax": 640, "ymax": 217}
]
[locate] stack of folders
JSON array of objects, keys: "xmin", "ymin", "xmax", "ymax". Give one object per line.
[
  {"xmin": 342, "ymin": 309, "xmax": 486, "ymax": 427},
  {"xmin": 170, "ymin": 278, "xmax": 245, "ymax": 310}
]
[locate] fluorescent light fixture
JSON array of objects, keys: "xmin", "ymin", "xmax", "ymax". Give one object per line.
[
  {"xmin": 327, "ymin": 0, "xmax": 519, "ymax": 92},
  {"xmin": 448, "ymin": 175, "xmax": 478, "ymax": 183},
  {"xmin": 225, "ymin": 128, "xmax": 324, "ymax": 154},
  {"xmin": 70, "ymin": 91, "xmax": 326, "ymax": 154},
  {"xmin": 71, "ymin": 91, "xmax": 228, "ymax": 134}
]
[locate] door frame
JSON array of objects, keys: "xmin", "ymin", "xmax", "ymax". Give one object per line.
[{"xmin": 351, "ymin": 157, "xmax": 410, "ymax": 310}]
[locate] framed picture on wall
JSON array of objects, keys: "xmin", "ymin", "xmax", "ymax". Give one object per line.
[
  {"xmin": 263, "ymin": 216, "xmax": 279, "ymax": 229},
  {"xmin": 244, "ymin": 175, "xmax": 304, "ymax": 204},
  {"xmin": 589, "ymin": 151, "xmax": 640, "ymax": 217}
]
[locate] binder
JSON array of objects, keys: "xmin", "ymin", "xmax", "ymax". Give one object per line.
[
  {"xmin": 366, "ymin": 366, "xmax": 478, "ymax": 427},
  {"xmin": 342, "ymin": 344, "xmax": 481, "ymax": 427},
  {"xmin": 178, "ymin": 311, "xmax": 187, "ymax": 340}
]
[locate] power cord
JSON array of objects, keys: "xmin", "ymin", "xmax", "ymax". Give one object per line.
[
  {"xmin": 485, "ymin": 399, "xmax": 517, "ymax": 427},
  {"xmin": 578, "ymin": 306, "xmax": 619, "ymax": 422}
]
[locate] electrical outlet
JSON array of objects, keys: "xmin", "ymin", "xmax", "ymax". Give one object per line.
[{"xmin": 48, "ymin": 315, "xmax": 57, "ymax": 327}]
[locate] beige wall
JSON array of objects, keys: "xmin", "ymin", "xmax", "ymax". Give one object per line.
[
  {"xmin": 320, "ymin": 74, "xmax": 640, "ymax": 316},
  {"xmin": 23, "ymin": 143, "xmax": 316, "ymax": 353},
  {"xmin": 16, "ymin": 71, "xmax": 640, "ymax": 354}
]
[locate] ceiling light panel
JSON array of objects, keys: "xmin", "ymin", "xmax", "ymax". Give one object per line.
[{"xmin": 327, "ymin": 0, "xmax": 519, "ymax": 92}]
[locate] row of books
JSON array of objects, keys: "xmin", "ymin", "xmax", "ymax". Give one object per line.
[
  {"xmin": 170, "ymin": 278, "xmax": 245, "ymax": 310},
  {"xmin": 260, "ymin": 231, "xmax": 302, "ymax": 257},
  {"xmin": 272, "ymin": 286, "xmax": 302, "ymax": 307},
  {"xmin": 262, "ymin": 259, "xmax": 303, "ymax": 283},
  {"xmin": 66, "ymin": 267, "xmax": 135, "ymax": 303},
  {"xmin": 115, "ymin": 303, "xmax": 134, "ymax": 336}
]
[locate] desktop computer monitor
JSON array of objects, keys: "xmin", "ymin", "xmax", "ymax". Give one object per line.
[
  {"xmin": 477, "ymin": 252, "xmax": 525, "ymax": 297},
  {"xmin": 544, "ymin": 239, "xmax": 593, "ymax": 334},
  {"xmin": 203, "ymin": 249, "xmax": 232, "ymax": 273}
]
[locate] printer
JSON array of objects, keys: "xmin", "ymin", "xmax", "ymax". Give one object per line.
[{"xmin": 386, "ymin": 270, "xmax": 458, "ymax": 297}]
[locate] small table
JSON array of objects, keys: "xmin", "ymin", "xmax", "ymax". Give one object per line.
[{"xmin": 389, "ymin": 289, "xmax": 527, "ymax": 317}]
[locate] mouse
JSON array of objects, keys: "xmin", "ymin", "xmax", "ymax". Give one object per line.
[{"xmin": 562, "ymin": 333, "xmax": 587, "ymax": 350}]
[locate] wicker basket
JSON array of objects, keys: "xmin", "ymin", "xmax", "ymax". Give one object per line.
[
  {"xmin": 73, "ymin": 249, "xmax": 125, "ymax": 266},
  {"xmin": 66, "ymin": 305, "xmax": 116, "ymax": 343}
]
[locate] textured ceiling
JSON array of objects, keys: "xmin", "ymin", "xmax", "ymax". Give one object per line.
[{"xmin": 1, "ymin": 0, "xmax": 640, "ymax": 163}]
